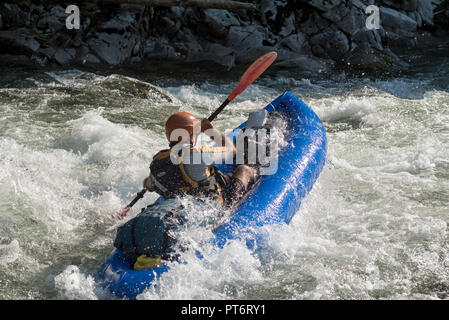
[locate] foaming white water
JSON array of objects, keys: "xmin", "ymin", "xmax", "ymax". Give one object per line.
[
  {"xmin": 0, "ymin": 239, "xmax": 21, "ymax": 266},
  {"xmin": 1, "ymin": 65, "xmax": 448, "ymax": 299},
  {"xmin": 40, "ymin": 81, "xmax": 449, "ymax": 299}
]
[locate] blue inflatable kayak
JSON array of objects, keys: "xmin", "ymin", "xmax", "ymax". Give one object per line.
[{"xmin": 99, "ymin": 91, "xmax": 327, "ymax": 299}]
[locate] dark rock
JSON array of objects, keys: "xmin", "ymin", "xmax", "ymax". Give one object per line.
[
  {"xmin": 187, "ymin": 42, "xmax": 235, "ymax": 70},
  {"xmin": 299, "ymin": 15, "xmax": 320, "ymax": 36},
  {"xmin": 158, "ymin": 16, "xmax": 181, "ymax": 37},
  {"xmin": 54, "ymin": 48, "xmax": 76, "ymax": 65},
  {"xmin": 346, "ymin": 46, "xmax": 409, "ymax": 74},
  {"xmin": 313, "ymin": 11, "xmax": 331, "ymax": 30},
  {"xmin": 299, "ymin": 11, "xmax": 331, "ymax": 36},
  {"xmin": 37, "ymin": 15, "xmax": 64, "ymax": 32},
  {"xmin": 173, "ymin": 28, "xmax": 202, "ymax": 55},
  {"xmin": 310, "ymin": 30, "xmax": 349, "ymax": 61},
  {"xmin": 382, "ymin": 0, "xmax": 418, "ymax": 12},
  {"xmin": 351, "ymin": 29, "xmax": 383, "ymax": 51},
  {"xmin": 383, "ymin": 29, "xmax": 417, "ymax": 49},
  {"xmin": 170, "ymin": 6, "xmax": 185, "ymax": 19},
  {"xmin": 260, "ymin": 0, "xmax": 288, "ymax": 25},
  {"xmin": 234, "ymin": 45, "xmax": 277, "ymax": 64},
  {"xmin": 380, "ymin": 7, "xmax": 418, "ymax": 32},
  {"xmin": 407, "ymin": 11, "xmax": 423, "ymax": 27},
  {"xmin": 434, "ymin": 0, "xmax": 449, "ymax": 28},
  {"xmin": 144, "ymin": 39, "xmax": 180, "ymax": 60},
  {"xmin": 275, "ymin": 54, "xmax": 329, "ymax": 75},
  {"xmin": 83, "ymin": 52, "xmax": 101, "ymax": 65},
  {"xmin": 0, "ymin": 29, "xmax": 40, "ymax": 54},
  {"xmin": 279, "ymin": 13, "xmax": 295, "ymax": 37},
  {"xmin": 100, "ymin": 10, "xmax": 136, "ymax": 32},
  {"xmin": 336, "ymin": 5, "xmax": 365, "ymax": 35},
  {"xmin": 38, "ymin": 46, "xmax": 56, "ymax": 60},
  {"xmin": 381, "ymin": 0, "xmax": 402, "ymax": 10},
  {"xmin": 276, "ymin": 32, "xmax": 308, "ymax": 54},
  {"xmin": 417, "ymin": 0, "xmax": 436, "ymax": 25},
  {"xmin": 301, "ymin": 0, "xmax": 343, "ymax": 11},
  {"xmin": 88, "ymin": 32, "xmax": 130, "ymax": 65},
  {"xmin": 203, "ymin": 9, "xmax": 240, "ymax": 38},
  {"xmin": 226, "ymin": 25, "xmax": 268, "ymax": 60},
  {"xmin": 322, "ymin": 1, "xmax": 351, "ymax": 22},
  {"xmin": 402, "ymin": 0, "xmax": 419, "ymax": 12},
  {"xmin": 0, "ymin": 3, "xmax": 26, "ymax": 28}
]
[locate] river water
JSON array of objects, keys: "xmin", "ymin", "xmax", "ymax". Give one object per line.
[{"xmin": 0, "ymin": 38, "xmax": 448, "ymax": 299}]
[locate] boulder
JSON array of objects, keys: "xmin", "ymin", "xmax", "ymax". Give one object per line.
[
  {"xmin": 310, "ymin": 29, "xmax": 350, "ymax": 60},
  {"xmin": 158, "ymin": 16, "xmax": 181, "ymax": 37},
  {"xmin": 351, "ymin": 29, "xmax": 383, "ymax": 51},
  {"xmin": 100, "ymin": 9, "xmax": 137, "ymax": 32},
  {"xmin": 260, "ymin": 0, "xmax": 289, "ymax": 26},
  {"xmin": 0, "ymin": 29, "xmax": 40, "ymax": 54},
  {"xmin": 321, "ymin": 1, "xmax": 351, "ymax": 22},
  {"xmin": 173, "ymin": 28, "xmax": 202, "ymax": 55},
  {"xmin": 36, "ymin": 5, "xmax": 67, "ymax": 33},
  {"xmin": 186, "ymin": 42, "xmax": 235, "ymax": 70},
  {"xmin": 381, "ymin": 0, "xmax": 402, "ymax": 10},
  {"xmin": 346, "ymin": 46, "xmax": 409, "ymax": 74},
  {"xmin": 279, "ymin": 13, "xmax": 296, "ymax": 37},
  {"xmin": 203, "ymin": 9, "xmax": 240, "ymax": 38},
  {"xmin": 226, "ymin": 25, "xmax": 268, "ymax": 61},
  {"xmin": 0, "ymin": 3, "xmax": 26, "ymax": 28},
  {"xmin": 301, "ymin": 0, "xmax": 343, "ymax": 11},
  {"xmin": 299, "ymin": 11, "xmax": 331, "ymax": 36},
  {"xmin": 276, "ymin": 32, "xmax": 308, "ymax": 54},
  {"xmin": 402, "ymin": 0, "xmax": 419, "ymax": 12},
  {"xmin": 88, "ymin": 32, "xmax": 130, "ymax": 65},
  {"xmin": 379, "ymin": 7, "xmax": 418, "ymax": 32},
  {"xmin": 38, "ymin": 46, "xmax": 56, "ymax": 60},
  {"xmin": 335, "ymin": 5, "xmax": 365, "ymax": 35},
  {"xmin": 170, "ymin": 6, "xmax": 185, "ymax": 20},
  {"xmin": 144, "ymin": 39, "xmax": 180, "ymax": 60},
  {"xmin": 416, "ymin": 0, "xmax": 436, "ymax": 25},
  {"xmin": 382, "ymin": 0, "xmax": 418, "ymax": 12},
  {"xmin": 275, "ymin": 54, "xmax": 329, "ymax": 75},
  {"xmin": 54, "ymin": 48, "xmax": 76, "ymax": 65},
  {"xmin": 382, "ymin": 29, "xmax": 417, "ymax": 49},
  {"xmin": 407, "ymin": 11, "xmax": 423, "ymax": 28},
  {"xmin": 434, "ymin": 0, "xmax": 449, "ymax": 28}
]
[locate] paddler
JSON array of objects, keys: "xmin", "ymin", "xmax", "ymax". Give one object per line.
[
  {"xmin": 113, "ymin": 112, "xmax": 258, "ymax": 270},
  {"xmin": 142, "ymin": 111, "xmax": 258, "ymax": 208}
]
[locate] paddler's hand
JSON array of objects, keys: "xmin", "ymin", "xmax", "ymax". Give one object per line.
[{"xmin": 201, "ymin": 118, "xmax": 214, "ymax": 132}]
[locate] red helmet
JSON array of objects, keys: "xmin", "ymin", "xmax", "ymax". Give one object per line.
[{"xmin": 165, "ymin": 112, "xmax": 199, "ymax": 143}]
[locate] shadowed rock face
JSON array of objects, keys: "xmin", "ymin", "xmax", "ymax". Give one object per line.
[{"xmin": 0, "ymin": 0, "xmax": 446, "ymax": 75}]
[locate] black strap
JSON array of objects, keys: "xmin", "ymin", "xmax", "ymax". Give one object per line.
[
  {"xmin": 161, "ymin": 206, "xmax": 185, "ymax": 260},
  {"xmin": 130, "ymin": 215, "xmax": 140, "ymax": 257}
]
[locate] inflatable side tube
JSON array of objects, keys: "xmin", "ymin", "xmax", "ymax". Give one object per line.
[{"xmin": 212, "ymin": 91, "xmax": 327, "ymax": 249}]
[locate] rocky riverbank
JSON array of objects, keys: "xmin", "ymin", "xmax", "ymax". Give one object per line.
[{"xmin": 0, "ymin": 0, "xmax": 448, "ymax": 76}]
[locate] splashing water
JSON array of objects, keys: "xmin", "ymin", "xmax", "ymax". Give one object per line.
[{"xmin": 1, "ymin": 45, "xmax": 449, "ymax": 300}]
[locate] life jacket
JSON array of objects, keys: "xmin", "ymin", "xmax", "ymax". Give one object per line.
[{"xmin": 149, "ymin": 147, "xmax": 224, "ymax": 203}]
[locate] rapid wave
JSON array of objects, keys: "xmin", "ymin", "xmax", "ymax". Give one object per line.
[{"xmin": 0, "ymin": 66, "xmax": 448, "ymax": 299}]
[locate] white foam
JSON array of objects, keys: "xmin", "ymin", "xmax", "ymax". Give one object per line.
[
  {"xmin": 1, "ymin": 68, "xmax": 449, "ymax": 300},
  {"xmin": 0, "ymin": 239, "xmax": 21, "ymax": 266}
]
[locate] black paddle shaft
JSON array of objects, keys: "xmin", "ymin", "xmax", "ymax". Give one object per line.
[
  {"xmin": 208, "ymin": 98, "xmax": 230, "ymax": 122},
  {"xmin": 127, "ymin": 188, "xmax": 147, "ymax": 208},
  {"xmin": 125, "ymin": 97, "xmax": 229, "ymax": 213}
]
